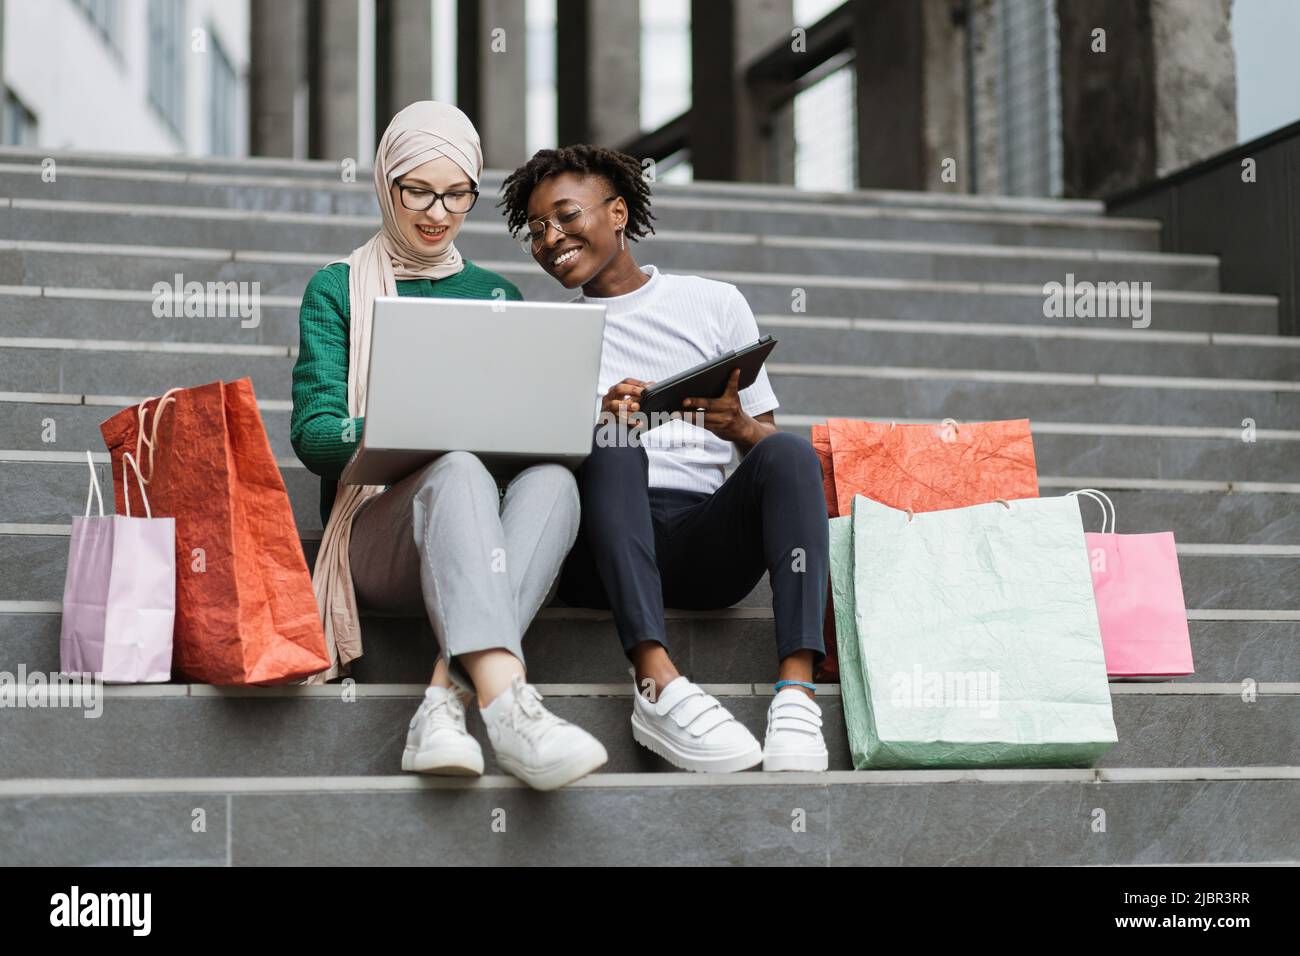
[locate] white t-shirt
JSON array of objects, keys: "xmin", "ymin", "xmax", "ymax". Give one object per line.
[{"xmin": 577, "ymin": 264, "xmax": 780, "ymax": 494}]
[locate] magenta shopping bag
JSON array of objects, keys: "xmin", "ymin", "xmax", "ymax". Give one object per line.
[
  {"xmin": 60, "ymin": 451, "xmax": 176, "ymax": 683},
  {"xmin": 1069, "ymin": 489, "xmax": 1194, "ymax": 679}
]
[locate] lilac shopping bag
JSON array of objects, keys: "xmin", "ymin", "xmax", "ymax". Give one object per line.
[
  {"xmin": 1069, "ymin": 489, "xmax": 1195, "ymax": 680},
  {"xmin": 60, "ymin": 450, "xmax": 176, "ymax": 683}
]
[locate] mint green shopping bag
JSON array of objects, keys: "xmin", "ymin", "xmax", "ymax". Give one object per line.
[{"xmin": 840, "ymin": 494, "xmax": 1117, "ymax": 769}]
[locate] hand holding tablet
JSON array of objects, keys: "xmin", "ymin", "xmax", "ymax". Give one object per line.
[{"xmin": 635, "ymin": 336, "xmax": 778, "ymax": 418}]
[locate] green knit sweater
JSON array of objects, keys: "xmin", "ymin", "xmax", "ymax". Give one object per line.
[{"xmin": 290, "ymin": 260, "xmax": 524, "ymax": 525}]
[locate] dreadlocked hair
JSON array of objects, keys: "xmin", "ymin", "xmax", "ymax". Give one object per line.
[{"xmin": 498, "ymin": 145, "xmax": 657, "ymax": 243}]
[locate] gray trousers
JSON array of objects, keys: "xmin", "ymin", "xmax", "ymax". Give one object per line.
[{"xmin": 348, "ymin": 451, "xmax": 580, "ymax": 683}]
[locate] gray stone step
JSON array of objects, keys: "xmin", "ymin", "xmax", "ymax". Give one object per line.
[
  {"xmin": 2, "ymin": 531, "xmax": 1294, "ymax": 610},
  {"xmin": 0, "ymin": 232, "xmax": 1218, "ymax": 292},
  {"xmin": 0, "ymin": 273, "xmax": 1275, "ymax": 338},
  {"xmin": 8, "ymin": 456, "xmax": 1300, "ymax": 544},
  {"xmin": 2, "ymin": 769, "xmax": 1294, "ymax": 865},
  {"xmin": 3, "ymin": 288, "xmax": 1291, "ymax": 385},
  {"xmin": 3, "ymin": 609, "xmax": 1293, "ymax": 684},
  {"xmin": 3, "ymin": 345, "xmax": 1296, "ymax": 429},
  {"xmin": 1, "ymin": 194, "xmax": 1164, "ymax": 252},
  {"xmin": 761, "ymin": 319, "xmax": 1300, "ymax": 381},
  {"xmin": 0, "ymin": 153, "xmax": 1114, "ymax": 217},
  {"xmin": 9, "ymin": 457, "xmax": 1300, "ymax": 545},
  {"xmin": 0, "ymin": 686, "xmax": 1295, "ymax": 779},
  {"xmin": 5, "ymin": 395, "xmax": 1300, "ymax": 489}
]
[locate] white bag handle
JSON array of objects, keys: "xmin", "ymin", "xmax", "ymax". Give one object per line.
[
  {"xmin": 121, "ymin": 451, "xmax": 153, "ymax": 519},
  {"xmin": 135, "ymin": 387, "xmax": 181, "ymax": 485},
  {"xmin": 1068, "ymin": 488, "xmax": 1117, "ymax": 533},
  {"xmin": 82, "ymin": 450, "xmax": 104, "ymax": 518}
]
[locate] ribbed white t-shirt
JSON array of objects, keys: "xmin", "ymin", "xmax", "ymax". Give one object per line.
[{"xmin": 577, "ymin": 264, "xmax": 780, "ymax": 493}]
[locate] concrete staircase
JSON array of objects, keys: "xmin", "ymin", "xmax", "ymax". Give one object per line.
[{"xmin": 0, "ymin": 147, "xmax": 1296, "ymax": 866}]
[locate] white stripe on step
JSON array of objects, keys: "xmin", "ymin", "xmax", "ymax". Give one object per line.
[{"xmin": 0, "ymin": 766, "xmax": 1294, "ymax": 798}]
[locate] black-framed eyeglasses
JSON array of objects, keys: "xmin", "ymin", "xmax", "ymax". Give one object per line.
[
  {"xmin": 517, "ymin": 196, "xmax": 616, "ymax": 253},
  {"xmin": 393, "ymin": 180, "xmax": 480, "ymax": 214}
]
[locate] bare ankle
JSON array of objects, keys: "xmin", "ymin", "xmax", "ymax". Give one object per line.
[{"xmin": 631, "ymin": 641, "xmax": 680, "ymax": 700}]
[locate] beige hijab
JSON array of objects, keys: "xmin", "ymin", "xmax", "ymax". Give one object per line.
[{"xmin": 307, "ymin": 101, "xmax": 484, "ymax": 683}]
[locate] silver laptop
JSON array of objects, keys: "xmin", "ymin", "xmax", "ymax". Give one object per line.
[{"xmin": 339, "ymin": 297, "xmax": 607, "ymax": 486}]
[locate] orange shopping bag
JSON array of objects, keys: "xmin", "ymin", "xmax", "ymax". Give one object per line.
[
  {"xmin": 99, "ymin": 378, "xmax": 329, "ymax": 685},
  {"xmin": 826, "ymin": 417, "xmax": 1039, "ymax": 515},
  {"xmin": 813, "ymin": 418, "xmax": 1040, "ymax": 680}
]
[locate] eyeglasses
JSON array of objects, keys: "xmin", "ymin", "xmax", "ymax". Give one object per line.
[
  {"xmin": 393, "ymin": 180, "xmax": 479, "ymax": 214},
  {"xmin": 517, "ymin": 196, "xmax": 616, "ymax": 253}
]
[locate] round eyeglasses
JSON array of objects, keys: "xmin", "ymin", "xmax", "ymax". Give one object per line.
[
  {"xmin": 517, "ymin": 196, "xmax": 616, "ymax": 253},
  {"xmin": 394, "ymin": 180, "xmax": 479, "ymax": 214}
]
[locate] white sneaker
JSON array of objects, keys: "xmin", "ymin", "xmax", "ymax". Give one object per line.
[
  {"xmin": 481, "ymin": 675, "xmax": 608, "ymax": 791},
  {"xmin": 401, "ymin": 685, "xmax": 484, "ymax": 776},
  {"xmin": 630, "ymin": 674, "xmax": 762, "ymax": 773},
  {"xmin": 762, "ymin": 687, "xmax": 829, "ymax": 772}
]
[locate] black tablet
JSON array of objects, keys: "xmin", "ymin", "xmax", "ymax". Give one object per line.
[{"xmin": 637, "ymin": 335, "xmax": 778, "ymax": 418}]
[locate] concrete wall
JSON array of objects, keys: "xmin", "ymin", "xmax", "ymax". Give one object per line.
[
  {"xmin": 1151, "ymin": 0, "xmax": 1236, "ymax": 176},
  {"xmin": 920, "ymin": 0, "xmax": 967, "ymax": 192},
  {"xmin": 1059, "ymin": 0, "xmax": 1236, "ymax": 198}
]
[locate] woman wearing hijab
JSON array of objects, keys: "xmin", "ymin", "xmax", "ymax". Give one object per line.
[{"xmin": 291, "ymin": 102, "xmax": 607, "ymax": 791}]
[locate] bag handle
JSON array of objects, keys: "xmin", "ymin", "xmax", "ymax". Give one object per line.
[
  {"xmin": 1068, "ymin": 488, "xmax": 1117, "ymax": 533},
  {"xmin": 82, "ymin": 450, "xmax": 104, "ymax": 518},
  {"xmin": 134, "ymin": 387, "xmax": 181, "ymax": 485},
  {"xmin": 121, "ymin": 451, "xmax": 153, "ymax": 519}
]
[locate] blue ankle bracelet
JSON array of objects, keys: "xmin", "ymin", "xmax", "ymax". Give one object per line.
[{"xmin": 774, "ymin": 680, "xmax": 817, "ymax": 694}]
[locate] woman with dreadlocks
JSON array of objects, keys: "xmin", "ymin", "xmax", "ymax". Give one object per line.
[{"xmin": 500, "ymin": 145, "xmax": 830, "ymax": 774}]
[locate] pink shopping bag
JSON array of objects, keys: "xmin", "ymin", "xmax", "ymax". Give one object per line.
[
  {"xmin": 60, "ymin": 450, "xmax": 176, "ymax": 683},
  {"xmin": 1070, "ymin": 489, "xmax": 1194, "ymax": 679}
]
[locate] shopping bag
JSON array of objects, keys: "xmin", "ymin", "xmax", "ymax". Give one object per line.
[
  {"xmin": 814, "ymin": 417, "xmax": 1040, "ymax": 680},
  {"xmin": 1069, "ymin": 489, "xmax": 1195, "ymax": 679},
  {"xmin": 826, "ymin": 417, "xmax": 1039, "ymax": 516},
  {"xmin": 60, "ymin": 451, "xmax": 175, "ymax": 683},
  {"xmin": 810, "ymin": 424, "xmax": 837, "ymax": 516},
  {"xmin": 827, "ymin": 515, "xmax": 868, "ymax": 742},
  {"xmin": 99, "ymin": 379, "xmax": 328, "ymax": 685},
  {"xmin": 843, "ymin": 493, "xmax": 1117, "ymax": 768}
]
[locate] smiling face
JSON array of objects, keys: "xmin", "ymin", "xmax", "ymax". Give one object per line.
[
  {"xmin": 525, "ymin": 171, "xmax": 626, "ymax": 289},
  {"xmin": 389, "ymin": 155, "xmax": 476, "ymax": 255}
]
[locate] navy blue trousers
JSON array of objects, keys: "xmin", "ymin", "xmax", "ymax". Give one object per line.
[{"xmin": 557, "ymin": 430, "xmax": 829, "ymax": 667}]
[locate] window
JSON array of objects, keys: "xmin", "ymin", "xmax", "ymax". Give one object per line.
[
  {"xmin": 3, "ymin": 89, "xmax": 38, "ymax": 147},
  {"xmin": 74, "ymin": 0, "xmax": 120, "ymax": 51},
  {"xmin": 148, "ymin": 0, "xmax": 185, "ymax": 138},
  {"xmin": 209, "ymin": 32, "xmax": 236, "ymax": 155}
]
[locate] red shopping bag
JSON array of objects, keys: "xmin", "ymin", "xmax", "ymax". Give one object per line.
[
  {"xmin": 813, "ymin": 418, "xmax": 1041, "ymax": 680},
  {"xmin": 99, "ymin": 379, "xmax": 329, "ymax": 685},
  {"xmin": 811, "ymin": 423, "xmax": 838, "ymax": 517}
]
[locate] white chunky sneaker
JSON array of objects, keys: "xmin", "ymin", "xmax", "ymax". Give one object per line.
[
  {"xmin": 631, "ymin": 674, "xmax": 762, "ymax": 773},
  {"xmin": 762, "ymin": 687, "xmax": 829, "ymax": 772},
  {"xmin": 481, "ymin": 675, "xmax": 608, "ymax": 791},
  {"xmin": 401, "ymin": 685, "xmax": 484, "ymax": 776}
]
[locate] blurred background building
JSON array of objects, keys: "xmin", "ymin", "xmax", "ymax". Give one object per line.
[{"xmin": 3, "ymin": 0, "xmax": 1299, "ymax": 197}]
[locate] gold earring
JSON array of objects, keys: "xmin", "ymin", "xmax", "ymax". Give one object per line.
[{"xmin": 618, "ymin": 226, "xmax": 625, "ymax": 251}]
